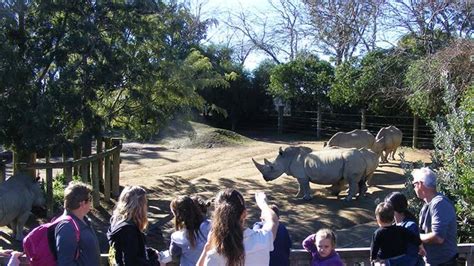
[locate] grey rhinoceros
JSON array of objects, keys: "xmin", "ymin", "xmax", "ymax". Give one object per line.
[
  {"xmin": 375, "ymin": 125, "xmax": 402, "ymax": 163},
  {"xmin": 253, "ymin": 146, "xmax": 379, "ymax": 201},
  {"xmin": 324, "ymin": 129, "xmax": 375, "ymax": 149},
  {"xmin": 0, "ymin": 174, "xmax": 45, "ymax": 240}
]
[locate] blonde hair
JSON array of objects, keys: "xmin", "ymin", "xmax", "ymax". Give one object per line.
[
  {"xmin": 111, "ymin": 186, "xmax": 148, "ymax": 231},
  {"xmin": 316, "ymin": 228, "xmax": 337, "ymax": 247}
]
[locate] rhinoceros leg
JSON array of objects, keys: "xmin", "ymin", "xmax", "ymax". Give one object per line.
[
  {"xmin": 358, "ymin": 179, "xmax": 367, "ymax": 198},
  {"xmin": 296, "ymin": 178, "xmax": 312, "ymax": 200},
  {"xmin": 14, "ymin": 211, "xmax": 30, "ymax": 241},
  {"xmin": 391, "ymin": 148, "xmax": 398, "ymax": 160},
  {"xmin": 327, "ymin": 180, "xmax": 344, "ymax": 196},
  {"xmin": 344, "ymin": 178, "xmax": 357, "ymax": 201}
]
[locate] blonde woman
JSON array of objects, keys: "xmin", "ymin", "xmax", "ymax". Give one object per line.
[
  {"xmin": 197, "ymin": 189, "xmax": 278, "ymax": 266},
  {"xmin": 107, "ymin": 186, "xmax": 158, "ymax": 266}
]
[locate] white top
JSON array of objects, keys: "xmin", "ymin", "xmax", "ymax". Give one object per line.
[
  {"xmin": 170, "ymin": 219, "xmax": 212, "ymax": 266},
  {"xmin": 203, "ymin": 228, "xmax": 274, "ymax": 266}
]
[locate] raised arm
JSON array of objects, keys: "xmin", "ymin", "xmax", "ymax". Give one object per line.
[{"xmin": 255, "ymin": 192, "xmax": 279, "ymax": 241}]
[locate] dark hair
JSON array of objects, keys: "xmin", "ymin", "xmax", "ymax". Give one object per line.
[
  {"xmin": 170, "ymin": 196, "xmax": 205, "ymax": 248},
  {"xmin": 384, "ymin": 192, "xmax": 417, "ymax": 223},
  {"xmin": 191, "ymin": 195, "xmax": 209, "ymax": 216},
  {"xmin": 375, "ymin": 202, "xmax": 394, "ymax": 224},
  {"xmin": 64, "ymin": 181, "xmax": 92, "ymax": 210},
  {"xmin": 209, "ymin": 189, "xmax": 246, "ymax": 266},
  {"xmin": 269, "ymin": 204, "xmax": 280, "ymax": 217}
]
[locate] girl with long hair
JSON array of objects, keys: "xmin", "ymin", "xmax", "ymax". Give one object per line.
[
  {"xmin": 197, "ymin": 189, "xmax": 278, "ymax": 266},
  {"xmin": 108, "ymin": 186, "xmax": 158, "ymax": 266},
  {"xmin": 168, "ymin": 195, "xmax": 211, "ymax": 266}
]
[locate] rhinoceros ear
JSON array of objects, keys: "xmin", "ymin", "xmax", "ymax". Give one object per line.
[{"xmin": 279, "ymin": 147, "xmax": 284, "ymax": 156}]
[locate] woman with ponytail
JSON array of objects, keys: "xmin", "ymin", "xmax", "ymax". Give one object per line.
[
  {"xmin": 385, "ymin": 192, "xmax": 425, "ymax": 266},
  {"xmin": 197, "ymin": 189, "xmax": 278, "ymax": 266}
]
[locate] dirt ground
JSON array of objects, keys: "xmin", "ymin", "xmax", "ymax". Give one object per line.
[{"xmin": 0, "ymin": 122, "xmax": 431, "ymax": 253}]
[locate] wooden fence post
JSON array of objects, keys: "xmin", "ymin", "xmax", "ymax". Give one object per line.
[
  {"xmin": 413, "ymin": 114, "xmax": 419, "ymax": 148},
  {"xmin": 92, "ymin": 160, "xmax": 100, "ymax": 208},
  {"xmin": 104, "ymin": 138, "xmax": 112, "ymax": 202},
  {"xmin": 316, "ymin": 105, "xmax": 322, "ymax": 139},
  {"xmin": 361, "ymin": 108, "xmax": 366, "ymax": 130},
  {"xmin": 64, "ymin": 165, "xmax": 73, "ymax": 184},
  {"xmin": 277, "ymin": 106, "xmax": 283, "ymax": 135},
  {"xmin": 80, "ymin": 162, "xmax": 90, "ymax": 184},
  {"xmin": 111, "ymin": 138, "xmax": 121, "ymax": 197},
  {"xmin": 73, "ymin": 139, "xmax": 81, "ymax": 176},
  {"xmin": 96, "ymin": 137, "xmax": 103, "ymax": 191},
  {"xmin": 45, "ymin": 153, "xmax": 53, "ymax": 217},
  {"xmin": 0, "ymin": 160, "xmax": 5, "ymax": 183}
]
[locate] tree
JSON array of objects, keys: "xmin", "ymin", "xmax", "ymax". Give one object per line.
[
  {"xmin": 223, "ymin": 0, "xmax": 308, "ymax": 64},
  {"xmin": 329, "ymin": 48, "xmax": 412, "ymax": 115},
  {"xmin": 405, "ymin": 39, "xmax": 474, "ymax": 119},
  {"xmin": 0, "ymin": 0, "xmax": 220, "ymax": 165},
  {"xmin": 268, "ymin": 53, "xmax": 333, "ymax": 111},
  {"xmin": 384, "ymin": 0, "xmax": 473, "ymax": 54},
  {"xmin": 303, "ymin": 0, "xmax": 383, "ymax": 65}
]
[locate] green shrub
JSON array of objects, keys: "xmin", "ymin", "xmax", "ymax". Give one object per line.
[{"xmin": 52, "ymin": 173, "xmax": 81, "ymax": 212}]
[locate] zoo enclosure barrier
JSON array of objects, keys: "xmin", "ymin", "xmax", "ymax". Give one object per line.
[
  {"xmin": 240, "ymin": 110, "xmax": 434, "ymax": 149},
  {"xmin": 14, "ymin": 137, "xmax": 122, "ymax": 217},
  {"xmin": 1, "ymin": 243, "xmax": 473, "ymax": 265}
]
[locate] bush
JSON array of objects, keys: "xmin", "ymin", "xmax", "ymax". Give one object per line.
[
  {"xmin": 430, "ymin": 86, "xmax": 473, "ymax": 242},
  {"xmin": 52, "ymin": 173, "xmax": 81, "ymax": 212}
]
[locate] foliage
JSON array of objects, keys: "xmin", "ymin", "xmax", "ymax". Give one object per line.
[
  {"xmin": 329, "ymin": 49, "xmax": 412, "ymax": 114},
  {"xmin": 199, "ymin": 44, "xmax": 266, "ymax": 130},
  {"xmin": 429, "ymin": 87, "xmax": 473, "ymax": 242},
  {"xmin": 405, "ymin": 39, "xmax": 474, "ymax": 120},
  {"xmin": 268, "ymin": 54, "xmax": 333, "ymax": 111},
  {"xmin": 52, "ymin": 173, "xmax": 81, "ymax": 212},
  {"xmin": 0, "ymin": 0, "xmax": 222, "ymax": 150}
]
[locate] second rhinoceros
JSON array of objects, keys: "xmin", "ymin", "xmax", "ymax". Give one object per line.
[{"xmin": 252, "ymin": 146, "xmax": 379, "ymax": 201}]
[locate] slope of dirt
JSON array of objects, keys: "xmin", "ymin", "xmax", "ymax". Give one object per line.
[{"xmin": 0, "ymin": 122, "xmax": 432, "ymax": 253}]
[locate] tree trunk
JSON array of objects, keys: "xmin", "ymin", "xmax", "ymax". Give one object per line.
[{"xmin": 13, "ymin": 148, "xmax": 36, "ymax": 177}]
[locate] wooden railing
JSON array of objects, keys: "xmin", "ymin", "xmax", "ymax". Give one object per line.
[
  {"xmin": 2, "ymin": 243, "xmax": 473, "ymax": 266},
  {"xmin": 12, "ymin": 137, "xmax": 122, "ymax": 216}
]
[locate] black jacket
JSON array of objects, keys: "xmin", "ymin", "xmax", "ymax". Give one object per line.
[{"xmin": 107, "ymin": 220, "xmax": 158, "ymax": 266}]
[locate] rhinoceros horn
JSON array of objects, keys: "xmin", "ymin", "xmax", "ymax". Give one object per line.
[
  {"xmin": 252, "ymin": 158, "xmax": 266, "ymax": 173},
  {"xmin": 263, "ymin": 158, "xmax": 272, "ymax": 165}
]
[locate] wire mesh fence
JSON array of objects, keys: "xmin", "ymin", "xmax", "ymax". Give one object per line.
[{"xmin": 239, "ymin": 110, "xmax": 434, "ymax": 149}]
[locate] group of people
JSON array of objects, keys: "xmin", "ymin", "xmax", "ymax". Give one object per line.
[{"xmin": 1, "ymin": 166, "xmax": 458, "ymax": 266}]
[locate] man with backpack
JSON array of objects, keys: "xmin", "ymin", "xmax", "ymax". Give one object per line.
[{"xmin": 55, "ymin": 181, "xmax": 100, "ymax": 266}]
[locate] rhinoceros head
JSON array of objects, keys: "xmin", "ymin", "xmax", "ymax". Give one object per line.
[{"xmin": 252, "ymin": 147, "xmax": 293, "ymax": 181}]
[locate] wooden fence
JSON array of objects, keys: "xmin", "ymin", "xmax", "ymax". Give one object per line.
[
  {"xmin": 2, "ymin": 244, "xmax": 473, "ymax": 266},
  {"xmin": 2, "ymin": 137, "xmax": 122, "ymax": 217}
]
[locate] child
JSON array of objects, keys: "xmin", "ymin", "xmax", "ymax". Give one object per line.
[
  {"xmin": 370, "ymin": 202, "xmax": 423, "ymax": 266},
  {"xmin": 302, "ymin": 228, "xmax": 344, "ymax": 266}
]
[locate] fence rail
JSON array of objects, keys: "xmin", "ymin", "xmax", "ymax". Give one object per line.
[
  {"xmin": 2, "ymin": 244, "xmax": 473, "ymax": 266},
  {"xmin": 0, "ymin": 137, "xmax": 122, "ymax": 217}
]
